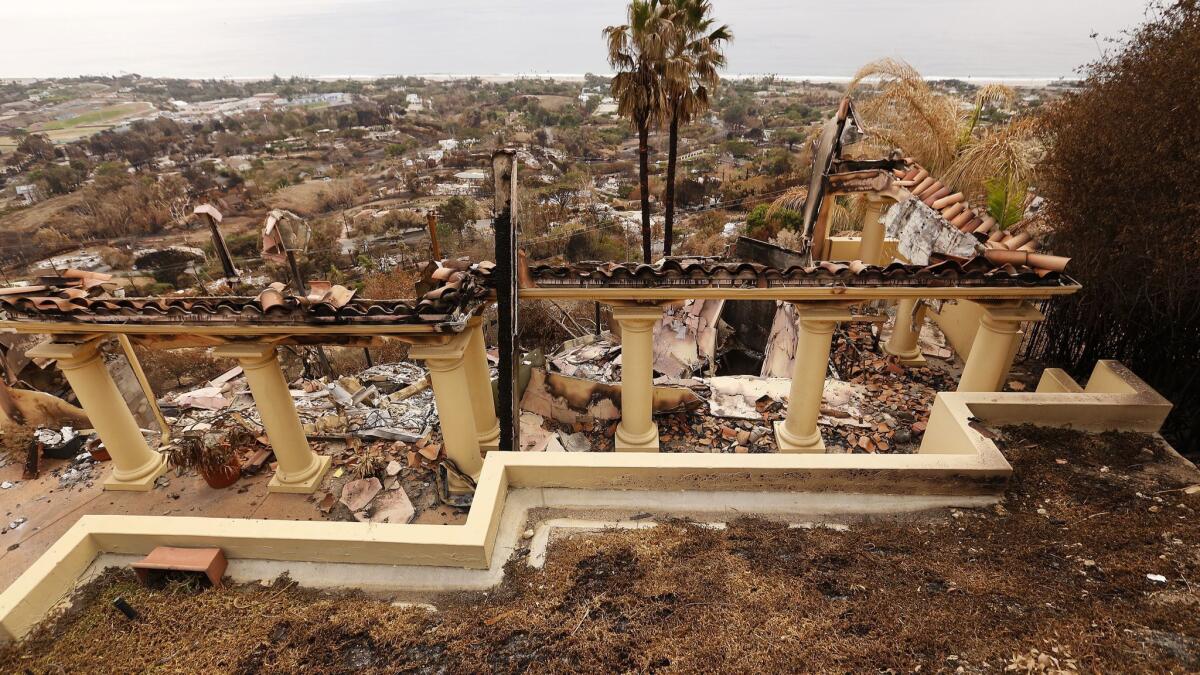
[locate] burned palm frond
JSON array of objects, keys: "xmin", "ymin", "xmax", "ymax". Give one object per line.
[
  {"xmin": 944, "ymin": 116, "xmax": 1042, "ymax": 200},
  {"xmin": 849, "ymin": 58, "xmax": 962, "ymax": 175},
  {"xmin": 766, "ymin": 186, "xmax": 807, "ymax": 219}
]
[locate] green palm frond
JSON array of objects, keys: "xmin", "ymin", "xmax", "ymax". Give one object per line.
[{"xmin": 985, "ymin": 177, "xmax": 1027, "ymax": 229}]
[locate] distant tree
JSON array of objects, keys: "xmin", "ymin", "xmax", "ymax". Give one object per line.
[
  {"xmin": 30, "ymin": 161, "xmax": 85, "ymax": 195},
  {"xmin": 721, "ymin": 100, "xmax": 748, "ymax": 127},
  {"xmin": 744, "ymin": 203, "xmax": 802, "ymax": 241},
  {"xmin": 757, "ymin": 148, "xmax": 794, "ymax": 176},
  {"xmin": 542, "ymin": 169, "xmax": 588, "ymax": 220},
  {"xmin": 16, "ymin": 133, "xmax": 56, "ymax": 162},
  {"xmin": 722, "ymin": 139, "xmax": 754, "ymax": 158},
  {"xmin": 439, "ymin": 195, "xmax": 480, "ymax": 236},
  {"xmin": 778, "ymin": 129, "xmax": 805, "ymax": 150}
]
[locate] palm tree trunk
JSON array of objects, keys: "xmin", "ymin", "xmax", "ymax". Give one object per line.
[
  {"xmin": 638, "ymin": 119, "xmax": 652, "ymax": 264},
  {"xmin": 663, "ymin": 110, "xmax": 679, "ymax": 257}
]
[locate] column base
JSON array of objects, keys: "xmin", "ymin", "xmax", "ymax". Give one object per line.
[
  {"xmin": 774, "ymin": 421, "xmax": 826, "ymax": 453},
  {"xmin": 882, "ymin": 343, "xmax": 928, "ymax": 366},
  {"xmin": 103, "ymin": 453, "xmax": 169, "ymax": 492},
  {"xmin": 448, "ymin": 473, "xmax": 475, "ymax": 495},
  {"xmin": 614, "ymin": 421, "xmax": 659, "ymax": 452},
  {"xmin": 268, "ymin": 454, "xmax": 331, "ymax": 494},
  {"xmin": 477, "ymin": 423, "xmax": 501, "ymax": 454}
]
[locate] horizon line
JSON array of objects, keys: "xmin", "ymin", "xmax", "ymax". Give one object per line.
[{"xmin": 0, "ymin": 72, "xmax": 1083, "ymax": 85}]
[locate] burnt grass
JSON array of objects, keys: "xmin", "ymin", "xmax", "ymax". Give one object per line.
[{"xmin": 3, "ymin": 426, "xmax": 1200, "ymax": 673}]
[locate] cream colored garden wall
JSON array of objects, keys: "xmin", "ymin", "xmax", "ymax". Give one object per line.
[{"xmin": 0, "ymin": 360, "xmax": 1172, "ymax": 643}]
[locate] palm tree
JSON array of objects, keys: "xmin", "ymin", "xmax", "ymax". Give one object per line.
[
  {"xmin": 659, "ymin": 0, "xmax": 731, "ymax": 256},
  {"xmin": 605, "ymin": 1, "xmax": 672, "ymax": 263}
]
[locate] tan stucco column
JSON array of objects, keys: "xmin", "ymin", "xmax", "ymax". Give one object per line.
[
  {"xmin": 410, "ymin": 331, "xmax": 482, "ymax": 492},
  {"xmin": 28, "ymin": 340, "xmax": 167, "ymax": 491},
  {"xmin": 957, "ymin": 302, "xmax": 1045, "ymax": 392},
  {"xmin": 213, "ymin": 343, "xmax": 330, "ymax": 493},
  {"xmin": 610, "ymin": 303, "xmax": 664, "ymax": 452},
  {"xmin": 463, "ymin": 317, "xmax": 499, "ymax": 454},
  {"xmin": 857, "ymin": 196, "xmax": 889, "ymax": 265},
  {"xmin": 775, "ymin": 305, "xmax": 858, "ymax": 453},
  {"xmin": 883, "ymin": 297, "xmax": 928, "ymax": 366}
]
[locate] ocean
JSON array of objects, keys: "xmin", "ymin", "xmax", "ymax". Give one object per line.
[{"xmin": 3, "ymin": 0, "xmax": 1154, "ymax": 81}]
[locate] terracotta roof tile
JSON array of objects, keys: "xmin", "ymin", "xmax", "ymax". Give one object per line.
[
  {"xmin": 884, "ymin": 162, "xmax": 1068, "ymax": 275},
  {"xmin": 0, "ymin": 262, "xmax": 492, "ymax": 330},
  {"xmin": 522, "ymin": 257, "xmax": 1074, "ymax": 290}
]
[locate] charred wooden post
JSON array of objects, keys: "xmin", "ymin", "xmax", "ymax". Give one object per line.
[
  {"xmin": 492, "ymin": 150, "xmax": 519, "ymax": 454},
  {"xmin": 194, "ymin": 204, "xmax": 238, "ymax": 279},
  {"xmin": 427, "ymin": 211, "xmax": 441, "ymax": 261}
]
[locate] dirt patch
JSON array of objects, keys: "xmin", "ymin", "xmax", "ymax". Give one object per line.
[
  {"xmin": 534, "ymin": 95, "xmax": 577, "ymax": 112},
  {"xmin": 266, "ymin": 179, "xmax": 356, "ymax": 216},
  {"xmin": 3, "ymin": 426, "xmax": 1199, "ymax": 672}
]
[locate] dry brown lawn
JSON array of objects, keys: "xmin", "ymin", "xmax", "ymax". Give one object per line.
[{"xmin": 3, "ymin": 426, "xmax": 1199, "ymax": 673}]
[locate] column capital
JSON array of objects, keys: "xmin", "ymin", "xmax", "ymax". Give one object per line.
[
  {"xmin": 212, "ymin": 342, "xmax": 278, "ymax": 369},
  {"xmin": 608, "ymin": 303, "xmax": 666, "ymax": 324},
  {"xmin": 27, "ymin": 339, "xmax": 102, "ymax": 368},
  {"xmin": 409, "ymin": 330, "xmax": 471, "ymax": 368},
  {"xmin": 978, "ymin": 302, "xmax": 1045, "ymax": 323},
  {"xmin": 790, "ymin": 303, "xmax": 861, "ymax": 324}
]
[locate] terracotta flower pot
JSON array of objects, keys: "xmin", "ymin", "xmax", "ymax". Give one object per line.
[{"xmin": 201, "ymin": 458, "xmax": 242, "ymax": 489}]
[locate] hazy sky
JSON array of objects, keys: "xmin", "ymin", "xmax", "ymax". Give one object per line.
[{"xmin": 2, "ymin": 0, "xmax": 1157, "ymax": 79}]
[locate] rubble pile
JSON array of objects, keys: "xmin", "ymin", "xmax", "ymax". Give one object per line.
[
  {"xmin": 520, "ymin": 317, "xmax": 958, "ymax": 455},
  {"xmin": 547, "ymin": 334, "xmax": 621, "ymax": 382},
  {"xmin": 315, "ymin": 432, "xmax": 451, "ymax": 524},
  {"xmin": 54, "ymin": 452, "xmax": 98, "ymax": 490},
  {"xmin": 162, "ymin": 360, "xmax": 457, "ymax": 521},
  {"xmin": 167, "ymin": 362, "xmax": 436, "ymax": 444},
  {"xmin": 824, "ymin": 324, "xmax": 956, "ymax": 452}
]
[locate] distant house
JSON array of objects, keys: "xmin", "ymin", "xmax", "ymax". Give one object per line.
[
  {"xmin": 432, "ymin": 182, "xmax": 474, "ymax": 196},
  {"xmin": 592, "ymin": 97, "xmax": 618, "ymax": 117},
  {"xmin": 438, "ymin": 139, "xmax": 459, "ymax": 152},
  {"xmin": 454, "ymin": 169, "xmax": 487, "ymax": 183},
  {"xmin": 14, "ymin": 184, "xmax": 40, "ymax": 205},
  {"xmin": 405, "ymin": 94, "xmax": 427, "ymax": 113},
  {"xmin": 279, "ymin": 92, "xmax": 352, "ymax": 108}
]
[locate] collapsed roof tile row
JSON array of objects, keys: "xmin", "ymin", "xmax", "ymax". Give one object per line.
[
  {"xmin": 828, "ymin": 162, "xmax": 1067, "ymax": 274},
  {"xmin": 0, "ymin": 265, "xmax": 492, "ymax": 329},
  {"xmin": 894, "ymin": 163, "xmax": 1043, "ymax": 256},
  {"xmin": 888, "ymin": 162, "xmax": 1068, "ymax": 274},
  {"xmin": 523, "ymin": 257, "xmax": 1075, "ymax": 289}
]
